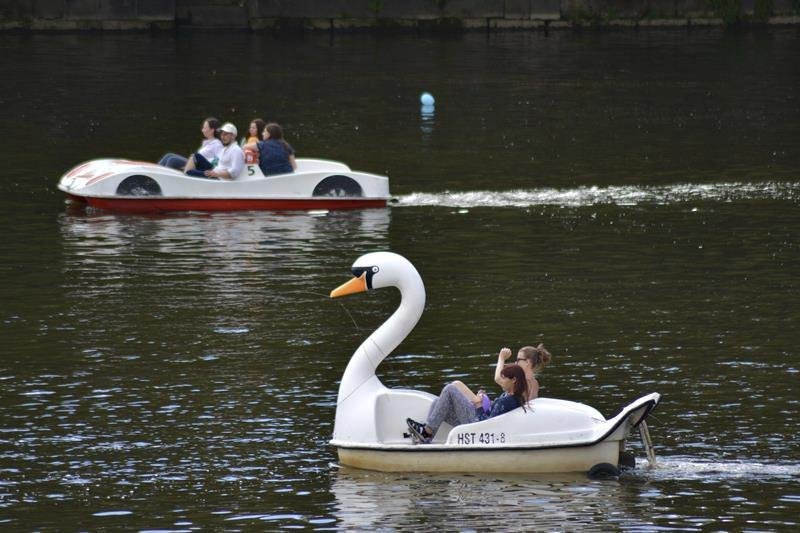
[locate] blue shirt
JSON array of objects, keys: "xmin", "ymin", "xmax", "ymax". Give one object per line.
[
  {"xmin": 257, "ymin": 139, "xmax": 294, "ymax": 176},
  {"xmin": 477, "ymin": 392, "xmax": 521, "ymax": 421}
]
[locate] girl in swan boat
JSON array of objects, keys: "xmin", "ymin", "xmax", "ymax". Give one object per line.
[
  {"xmin": 498, "ymin": 344, "xmax": 552, "ymax": 400},
  {"xmin": 406, "ymin": 364, "xmax": 530, "ymax": 444},
  {"xmin": 451, "ymin": 344, "xmax": 552, "ymax": 408}
]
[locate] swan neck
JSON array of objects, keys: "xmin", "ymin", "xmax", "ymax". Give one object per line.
[{"xmin": 338, "ymin": 278, "xmax": 425, "ymax": 403}]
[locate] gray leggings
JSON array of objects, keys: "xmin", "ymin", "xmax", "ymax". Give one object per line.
[{"xmin": 427, "ymin": 383, "xmax": 479, "ymax": 434}]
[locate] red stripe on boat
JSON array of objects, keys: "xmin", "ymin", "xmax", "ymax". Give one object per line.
[
  {"xmin": 79, "ymin": 197, "xmax": 388, "ymax": 213},
  {"xmin": 84, "ymin": 173, "xmax": 113, "ymax": 187}
]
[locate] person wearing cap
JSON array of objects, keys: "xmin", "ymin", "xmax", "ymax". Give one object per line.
[{"xmin": 186, "ymin": 122, "xmax": 245, "ymax": 180}]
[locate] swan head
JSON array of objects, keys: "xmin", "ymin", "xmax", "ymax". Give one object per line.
[{"xmin": 330, "ymin": 251, "xmax": 420, "ymax": 298}]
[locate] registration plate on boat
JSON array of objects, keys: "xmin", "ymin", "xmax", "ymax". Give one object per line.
[{"xmin": 456, "ymin": 432, "xmax": 506, "ymax": 445}]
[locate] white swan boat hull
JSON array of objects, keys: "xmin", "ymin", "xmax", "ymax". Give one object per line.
[
  {"xmin": 338, "ymin": 442, "xmax": 621, "ymax": 474},
  {"xmin": 58, "ymin": 158, "xmax": 390, "ymax": 213}
]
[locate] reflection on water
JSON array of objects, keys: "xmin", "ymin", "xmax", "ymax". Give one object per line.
[
  {"xmin": 55, "ymin": 208, "xmax": 391, "ymax": 340},
  {"xmin": 420, "ymin": 104, "xmax": 435, "ymax": 142},
  {"xmin": 332, "ymin": 459, "xmax": 800, "ymax": 531},
  {"xmin": 331, "ymin": 467, "xmax": 642, "ymax": 530},
  {"xmin": 60, "ymin": 206, "xmax": 391, "ymax": 254}
]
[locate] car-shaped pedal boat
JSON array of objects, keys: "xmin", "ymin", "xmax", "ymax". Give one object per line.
[
  {"xmin": 329, "ymin": 252, "xmax": 661, "ymax": 475},
  {"xmin": 58, "ymin": 158, "xmax": 390, "ymax": 213}
]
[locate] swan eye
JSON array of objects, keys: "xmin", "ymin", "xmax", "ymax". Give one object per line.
[{"xmin": 351, "ymin": 265, "xmax": 379, "ymax": 290}]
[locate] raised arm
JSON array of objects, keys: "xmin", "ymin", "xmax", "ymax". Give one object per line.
[{"xmin": 494, "ymin": 347, "xmax": 512, "ymax": 386}]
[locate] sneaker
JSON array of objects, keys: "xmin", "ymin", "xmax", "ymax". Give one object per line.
[
  {"xmin": 406, "ymin": 418, "xmax": 432, "ymax": 444},
  {"xmin": 406, "ymin": 417, "xmax": 426, "ymax": 434}
]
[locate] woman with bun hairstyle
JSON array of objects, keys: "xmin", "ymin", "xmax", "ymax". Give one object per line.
[
  {"xmin": 496, "ymin": 344, "xmax": 552, "ymax": 399},
  {"xmin": 429, "ymin": 342, "xmax": 552, "ymax": 419}
]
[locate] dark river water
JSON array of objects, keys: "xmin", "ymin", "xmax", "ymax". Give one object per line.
[{"xmin": 1, "ymin": 28, "xmax": 799, "ymax": 530}]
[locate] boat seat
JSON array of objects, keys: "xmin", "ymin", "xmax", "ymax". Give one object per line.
[{"xmin": 374, "ymin": 388, "xmax": 437, "ymax": 444}]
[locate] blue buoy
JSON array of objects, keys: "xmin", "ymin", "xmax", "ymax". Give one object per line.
[{"xmin": 420, "ymin": 92, "xmax": 435, "ymax": 106}]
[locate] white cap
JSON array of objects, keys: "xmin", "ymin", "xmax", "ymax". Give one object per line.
[{"xmin": 220, "ymin": 122, "xmax": 238, "ymax": 136}]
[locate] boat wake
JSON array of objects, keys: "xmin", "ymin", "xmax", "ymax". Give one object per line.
[
  {"xmin": 636, "ymin": 457, "xmax": 800, "ymax": 482},
  {"xmin": 394, "ymin": 181, "xmax": 800, "ymax": 208}
]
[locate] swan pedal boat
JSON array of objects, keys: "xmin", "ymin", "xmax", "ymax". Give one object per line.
[
  {"xmin": 330, "ymin": 252, "xmax": 661, "ymax": 474},
  {"xmin": 58, "ymin": 158, "xmax": 390, "ymax": 213}
]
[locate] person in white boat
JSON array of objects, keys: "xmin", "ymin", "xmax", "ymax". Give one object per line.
[
  {"xmin": 244, "ymin": 118, "xmax": 266, "ymax": 145},
  {"xmin": 406, "ymin": 364, "xmax": 530, "ymax": 444},
  {"xmin": 186, "ymin": 122, "xmax": 245, "ymax": 180},
  {"xmin": 244, "ymin": 122, "xmax": 297, "ymax": 176},
  {"xmin": 158, "ymin": 117, "xmax": 223, "ymax": 172},
  {"xmin": 242, "ymin": 118, "xmax": 266, "ymax": 165},
  {"xmin": 497, "ymin": 343, "xmax": 551, "ymax": 400}
]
